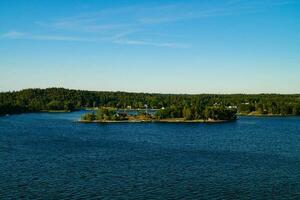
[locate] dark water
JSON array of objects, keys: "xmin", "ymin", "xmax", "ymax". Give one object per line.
[{"xmin": 1, "ymin": 112, "xmax": 300, "ymax": 199}]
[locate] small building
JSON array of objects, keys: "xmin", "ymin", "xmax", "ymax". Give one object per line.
[
  {"xmin": 227, "ymin": 106, "xmax": 237, "ymax": 109},
  {"xmin": 116, "ymin": 112, "xmax": 128, "ymax": 118}
]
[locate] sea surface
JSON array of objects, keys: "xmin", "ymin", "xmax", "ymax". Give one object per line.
[{"xmin": 1, "ymin": 111, "xmax": 300, "ymax": 199}]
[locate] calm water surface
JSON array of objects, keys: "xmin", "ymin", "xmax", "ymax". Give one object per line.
[{"xmin": 1, "ymin": 111, "xmax": 300, "ymax": 199}]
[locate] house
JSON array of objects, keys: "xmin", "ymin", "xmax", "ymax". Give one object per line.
[
  {"xmin": 227, "ymin": 106, "xmax": 237, "ymax": 109},
  {"xmin": 116, "ymin": 112, "xmax": 128, "ymax": 118}
]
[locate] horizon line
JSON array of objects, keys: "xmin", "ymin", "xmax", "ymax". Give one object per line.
[{"xmin": 1, "ymin": 87, "xmax": 300, "ymax": 96}]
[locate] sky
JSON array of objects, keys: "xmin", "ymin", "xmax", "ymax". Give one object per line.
[{"xmin": 0, "ymin": 0, "xmax": 300, "ymax": 94}]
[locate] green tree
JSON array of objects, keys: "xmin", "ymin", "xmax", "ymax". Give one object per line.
[
  {"xmin": 81, "ymin": 113, "xmax": 96, "ymax": 121},
  {"xmin": 47, "ymin": 100, "xmax": 63, "ymax": 110},
  {"xmin": 183, "ymin": 107, "xmax": 192, "ymax": 120},
  {"xmin": 293, "ymin": 104, "xmax": 300, "ymax": 115}
]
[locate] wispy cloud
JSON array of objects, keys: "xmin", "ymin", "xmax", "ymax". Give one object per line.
[
  {"xmin": 2, "ymin": 31, "xmax": 25, "ymax": 39},
  {"xmin": 113, "ymin": 38, "xmax": 190, "ymax": 48},
  {"xmin": 139, "ymin": 0, "xmax": 295, "ymax": 24},
  {"xmin": 38, "ymin": 0, "xmax": 293, "ymax": 30},
  {"xmin": 1, "ymin": 31, "xmax": 189, "ymax": 48},
  {"xmin": 1, "ymin": 31, "xmax": 95, "ymax": 42},
  {"xmin": 2, "ymin": 0, "xmax": 294, "ymax": 48}
]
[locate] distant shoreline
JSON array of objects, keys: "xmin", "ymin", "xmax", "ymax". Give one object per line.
[
  {"xmin": 1, "ymin": 88, "xmax": 299, "ymax": 118},
  {"xmin": 0, "ymin": 110, "xmax": 72, "ymax": 117},
  {"xmin": 41, "ymin": 110, "xmax": 71, "ymax": 113}
]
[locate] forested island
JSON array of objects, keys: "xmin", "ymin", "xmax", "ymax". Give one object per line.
[
  {"xmin": 80, "ymin": 106, "xmax": 237, "ymax": 123},
  {"xmin": 1, "ymin": 88, "xmax": 300, "ymax": 121}
]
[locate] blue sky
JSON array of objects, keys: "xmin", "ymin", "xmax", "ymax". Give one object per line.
[{"xmin": 0, "ymin": 0, "xmax": 299, "ymax": 93}]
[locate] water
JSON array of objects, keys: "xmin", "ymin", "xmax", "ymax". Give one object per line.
[{"xmin": 1, "ymin": 112, "xmax": 300, "ymax": 199}]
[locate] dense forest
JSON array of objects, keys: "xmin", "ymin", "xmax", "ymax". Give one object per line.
[{"xmin": 0, "ymin": 88, "xmax": 300, "ymax": 118}]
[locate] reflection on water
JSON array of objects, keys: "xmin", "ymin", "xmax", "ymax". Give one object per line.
[{"xmin": 1, "ymin": 112, "xmax": 300, "ymax": 199}]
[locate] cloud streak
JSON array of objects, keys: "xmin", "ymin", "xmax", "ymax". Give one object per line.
[
  {"xmin": 113, "ymin": 38, "xmax": 190, "ymax": 48},
  {"xmin": 1, "ymin": 31, "xmax": 189, "ymax": 48},
  {"xmin": 1, "ymin": 31, "xmax": 95, "ymax": 42},
  {"xmin": 139, "ymin": 0, "xmax": 295, "ymax": 24},
  {"xmin": 36, "ymin": 0, "xmax": 293, "ymax": 32},
  {"xmin": 2, "ymin": 0, "xmax": 294, "ymax": 48}
]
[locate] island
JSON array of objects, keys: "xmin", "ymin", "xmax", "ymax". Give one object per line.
[{"xmin": 79, "ymin": 106, "xmax": 237, "ymax": 123}]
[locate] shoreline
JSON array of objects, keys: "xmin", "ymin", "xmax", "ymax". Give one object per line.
[
  {"xmin": 78, "ymin": 118, "xmax": 236, "ymax": 124},
  {"xmin": 0, "ymin": 110, "xmax": 72, "ymax": 117},
  {"xmin": 1, "ymin": 110, "xmax": 299, "ymax": 118},
  {"xmin": 238, "ymin": 113, "xmax": 296, "ymax": 117}
]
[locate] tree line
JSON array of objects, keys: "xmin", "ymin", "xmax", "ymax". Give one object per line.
[{"xmin": 0, "ymin": 88, "xmax": 300, "ymax": 117}]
